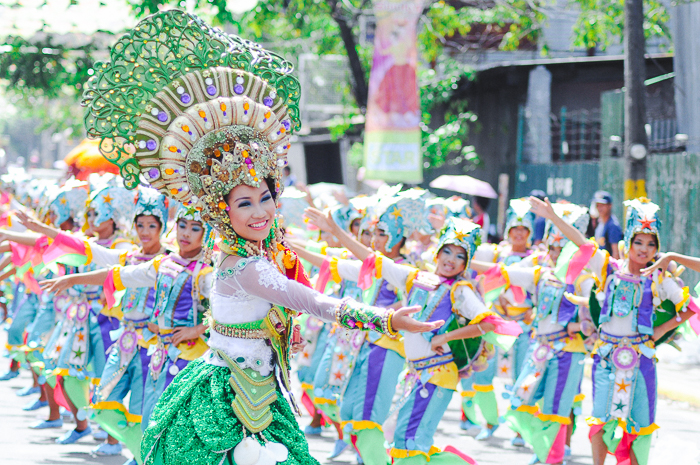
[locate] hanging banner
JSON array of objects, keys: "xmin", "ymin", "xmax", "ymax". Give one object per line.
[{"xmin": 363, "ymin": 0, "xmax": 423, "ymax": 183}]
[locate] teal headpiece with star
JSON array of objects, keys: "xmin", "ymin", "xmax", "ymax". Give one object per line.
[
  {"xmin": 49, "ymin": 180, "xmax": 89, "ymax": 228},
  {"xmin": 444, "ymin": 196, "xmax": 472, "ymax": 220},
  {"xmin": 133, "ymin": 187, "xmax": 169, "ymax": 234},
  {"xmin": 330, "ymin": 202, "xmax": 364, "ymax": 234},
  {"xmin": 375, "ymin": 190, "xmax": 426, "ymax": 253},
  {"xmin": 544, "ymin": 203, "xmax": 589, "ymax": 248},
  {"xmin": 436, "ymin": 217, "xmax": 481, "ymax": 268},
  {"xmin": 87, "ymin": 185, "xmax": 135, "ymax": 229},
  {"xmin": 623, "ymin": 197, "xmax": 660, "ymax": 251},
  {"xmin": 505, "ymin": 198, "xmax": 536, "ymax": 241},
  {"xmin": 174, "ymin": 202, "xmax": 215, "ymax": 252}
]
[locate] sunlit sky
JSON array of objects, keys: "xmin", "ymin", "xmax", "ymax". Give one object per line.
[{"xmin": 0, "ymin": 0, "xmax": 259, "ymax": 38}]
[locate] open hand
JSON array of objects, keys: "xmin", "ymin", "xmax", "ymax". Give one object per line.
[
  {"xmin": 304, "ymin": 207, "xmax": 332, "ymax": 232},
  {"xmin": 390, "ymin": 305, "xmax": 444, "ymax": 334},
  {"xmin": 332, "ymin": 190, "xmax": 350, "ymax": 206},
  {"xmin": 39, "ymin": 276, "xmax": 74, "ymax": 295},
  {"xmin": 529, "ymin": 196, "xmax": 556, "ymax": 220},
  {"xmin": 15, "ymin": 210, "xmax": 43, "ymax": 232},
  {"xmin": 290, "ymin": 340, "xmax": 307, "ymax": 355},
  {"xmin": 428, "ymin": 213, "xmax": 446, "ymax": 232},
  {"xmin": 171, "ymin": 325, "xmax": 205, "ymax": 346},
  {"xmin": 641, "ymin": 253, "xmax": 675, "ymax": 277},
  {"xmin": 147, "ymin": 322, "xmax": 160, "ymax": 334}
]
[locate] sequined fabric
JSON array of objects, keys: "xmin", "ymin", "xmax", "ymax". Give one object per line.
[{"xmin": 142, "ymin": 359, "xmax": 319, "ymax": 465}]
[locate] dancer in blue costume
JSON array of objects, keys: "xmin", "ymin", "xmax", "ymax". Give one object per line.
[
  {"xmin": 42, "ymin": 187, "xmax": 169, "ymax": 463},
  {"xmin": 321, "ymin": 212, "xmax": 521, "ymax": 464},
  {"xmin": 473, "ymin": 203, "xmax": 596, "ymax": 464},
  {"xmin": 293, "ymin": 200, "xmax": 368, "ymax": 458},
  {"xmin": 44, "ymin": 204, "xmax": 215, "ymax": 442},
  {"xmin": 465, "ymin": 198, "xmax": 537, "ymax": 442},
  {"xmin": 38, "ymin": 184, "xmax": 135, "ymax": 445},
  {"xmin": 530, "ymin": 196, "xmax": 692, "ymax": 465},
  {"xmin": 0, "ymin": 182, "xmax": 88, "ymax": 426},
  {"xmin": 0, "ymin": 184, "xmax": 49, "ymax": 383},
  {"xmin": 299, "ymin": 191, "xmax": 451, "ymax": 465}
]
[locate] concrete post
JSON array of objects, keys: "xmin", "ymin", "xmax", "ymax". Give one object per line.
[
  {"xmin": 524, "ymin": 65, "xmax": 552, "ymax": 164},
  {"xmin": 672, "ymin": 2, "xmax": 700, "ymax": 153}
]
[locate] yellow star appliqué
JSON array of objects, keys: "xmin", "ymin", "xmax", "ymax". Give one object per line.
[
  {"xmin": 390, "ymin": 207, "xmax": 402, "ymax": 219},
  {"xmin": 616, "ymin": 380, "xmax": 630, "ymax": 393},
  {"xmin": 103, "ymin": 194, "xmax": 114, "ymax": 204}
]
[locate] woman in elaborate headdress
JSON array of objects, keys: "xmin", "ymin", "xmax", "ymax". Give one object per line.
[
  {"xmin": 81, "ymin": 10, "xmax": 436, "ymax": 464},
  {"xmin": 531, "ymin": 196, "xmax": 692, "ymax": 465}
]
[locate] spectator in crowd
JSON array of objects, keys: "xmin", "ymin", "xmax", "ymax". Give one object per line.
[
  {"xmin": 591, "ymin": 190, "xmax": 622, "ymax": 259},
  {"xmin": 282, "ymin": 165, "xmax": 297, "ymax": 187},
  {"xmin": 472, "ymin": 195, "xmax": 491, "ymax": 243}
]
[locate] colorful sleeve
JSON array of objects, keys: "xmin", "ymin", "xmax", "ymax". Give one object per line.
[
  {"xmin": 87, "ymin": 242, "xmax": 125, "ymax": 268},
  {"xmin": 377, "ymin": 255, "xmax": 415, "ymax": 293},
  {"xmin": 454, "ymin": 285, "xmax": 522, "ymax": 350},
  {"xmin": 659, "ymin": 274, "xmax": 690, "ymax": 312},
  {"xmin": 335, "ymin": 257, "xmax": 363, "ymax": 284},
  {"xmin": 103, "ymin": 265, "xmax": 127, "ymax": 309},
  {"xmin": 42, "ymin": 232, "xmax": 91, "ymax": 267}
]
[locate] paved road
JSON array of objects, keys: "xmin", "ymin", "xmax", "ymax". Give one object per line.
[{"xmin": 2, "ymin": 341, "xmax": 700, "ymax": 464}]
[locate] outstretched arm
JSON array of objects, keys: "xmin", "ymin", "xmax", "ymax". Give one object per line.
[
  {"xmin": 0, "ymin": 266, "xmax": 16, "ymax": 282},
  {"xmin": 217, "ymin": 255, "xmax": 443, "ymax": 335},
  {"xmin": 529, "ymin": 196, "xmax": 587, "ymax": 247},
  {"xmin": 40, "ymin": 268, "xmax": 109, "ymax": 295},
  {"xmin": 642, "ymin": 252, "xmax": 700, "ymax": 276},
  {"xmin": 306, "ymin": 207, "xmax": 373, "ymax": 262},
  {"xmin": 288, "ymin": 241, "xmax": 326, "ymax": 269},
  {"xmin": 469, "ymin": 260, "xmax": 495, "ymax": 274},
  {"xmin": 0, "ymin": 229, "xmax": 43, "ymax": 246},
  {"xmin": 15, "ymin": 210, "xmax": 61, "ymax": 239}
]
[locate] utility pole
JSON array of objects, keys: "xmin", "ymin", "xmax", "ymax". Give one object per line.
[{"xmin": 623, "ymin": 0, "xmax": 648, "ymax": 200}]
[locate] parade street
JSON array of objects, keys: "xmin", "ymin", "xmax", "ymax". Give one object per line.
[{"xmin": 2, "ymin": 330, "xmax": 700, "ymax": 465}]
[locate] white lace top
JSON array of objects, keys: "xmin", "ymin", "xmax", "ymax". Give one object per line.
[{"xmin": 207, "ymin": 255, "xmax": 347, "ymax": 376}]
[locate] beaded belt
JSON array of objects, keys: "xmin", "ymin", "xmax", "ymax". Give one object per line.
[
  {"xmin": 123, "ymin": 319, "xmax": 149, "ymax": 329},
  {"xmin": 600, "ymin": 331, "xmax": 650, "ymax": 346},
  {"xmin": 211, "ymin": 318, "xmax": 271, "ymax": 340},
  {"xmin": 536, "ymin": 329, "xmax": 569, "ymax": 344},
  {"xmin": 409, "ymin": 353, "xmax": 453, "ymax": 371}
]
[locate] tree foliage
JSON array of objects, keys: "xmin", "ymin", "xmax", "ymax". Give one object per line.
[{"xmin": 0, "ymin": 0, "xmax": 677, "ymax": 165}]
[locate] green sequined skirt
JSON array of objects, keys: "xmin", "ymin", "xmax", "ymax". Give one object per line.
[{"xmin": 141, "ymin": 358, "xmax": 319, "ymax": 465}]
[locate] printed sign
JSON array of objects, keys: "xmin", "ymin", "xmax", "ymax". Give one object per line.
[{"xmin": 363, "ymin": 0, "xmax": 423, "ymax": 183}]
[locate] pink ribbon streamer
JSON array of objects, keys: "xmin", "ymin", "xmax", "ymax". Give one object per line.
[
  {"xmin": 566, "ymin": 241, "xmax": 596, "ymax": 285},
  {"xmin": 358, "ymin": 254, "xmax": 376, "ymax": 291},
  {"xmin": 103, "ymin": 270, "xmax": 118, "ymax": 309},
  {"xmin": 511, "ymin": 285, "xmax": 526, "ymax": 304},
  {"xmin": 43, "ymin": 232, "xmax": 86, "ymax": 264},
  {"xmin": 687, "ymin": 298, "xmax": 700, "ymax": 335},
  {"xmin": 480, "ymin": 315, "xmax": 523, "ymax": 337},
  {"xmin": 315, "ymin": 256, "xmax": 332, "ymax": 292},
  {"xmin": 9, "ymin": 243, "xmax": 33, "ymax": 267},
  {"xmin": 443, "ymin": 446, "xmax": 478, "ymax": 464}
]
